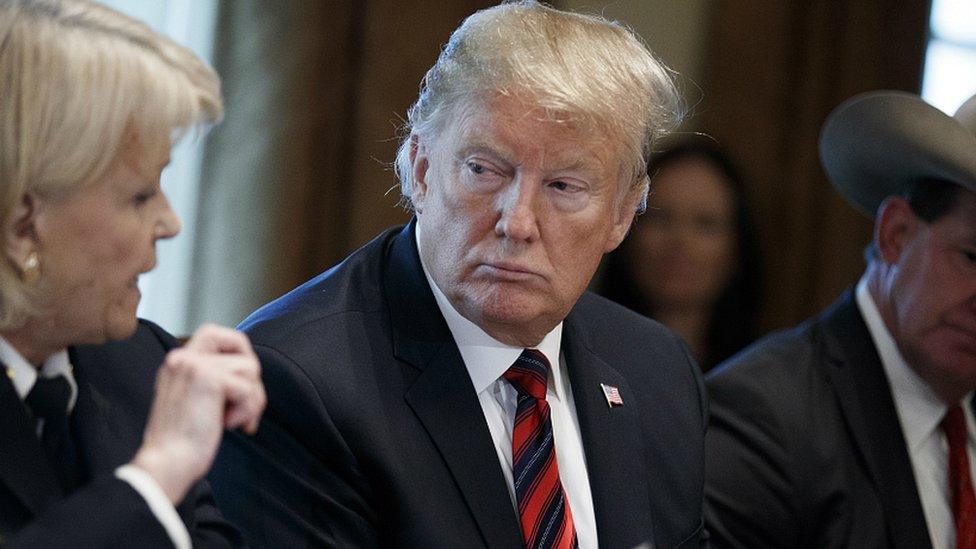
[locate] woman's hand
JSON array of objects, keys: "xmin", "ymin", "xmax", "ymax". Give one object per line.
[{"xmin": 132, "ymin": 324, "xmax": 267, "ymax": 504}]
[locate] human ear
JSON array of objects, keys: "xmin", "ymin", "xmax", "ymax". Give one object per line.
[
  {"xmin": 409, "ymin": 133, "xmax": 430, "ymax": 213},
  {"xmin": 604, "ymin": 184, "xmax": 641, "ymax": 253},
  {"xmin": 3, "ymin": 193, "xmax": 39, "ymax": 270},
  {"xmin": 875, "ymin": 196, "xmax": 916, "ymax": 265}
]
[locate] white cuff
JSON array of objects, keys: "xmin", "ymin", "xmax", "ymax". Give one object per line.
[{"xmin": 115, "ymin": 464, "xmax": 192, "ymax": 549}]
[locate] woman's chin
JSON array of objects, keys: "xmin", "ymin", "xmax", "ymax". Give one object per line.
[
  {"xmin": 103, "ymin": 296, "xmax": 142, "ymax": 341},
  {"xmin": 104, "ymin": 316, "xmax": 140, "ymax": 342}
]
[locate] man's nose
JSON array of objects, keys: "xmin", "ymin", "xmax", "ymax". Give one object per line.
[{"xmin": 494, "ymin": 177, "xmax": 540, "ymax": 242}]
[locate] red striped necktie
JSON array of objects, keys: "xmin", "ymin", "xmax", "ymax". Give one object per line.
[
  {"xmin": 943, "ymin": 405, "xmax": 976, "ymax": 549},
  {"xmin": 503, "ymin": 349, "xmax": 578, "ymax": 549}
]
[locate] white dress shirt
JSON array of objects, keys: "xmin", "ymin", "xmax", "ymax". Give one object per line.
[
  {"xmin": 417, "ymin": 235, "xmax": 599, "ymax": 548},
  {"xmin": 856, "ymin": 278, "xmax": 976, "ymax": 549},
  {"xmin": 0, "ymin": 335, "xmax": 191, "ymax": 549}
]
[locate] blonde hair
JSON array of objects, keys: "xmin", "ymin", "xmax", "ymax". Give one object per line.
[
  {"xmin": 395, "ymin": 0, "xmax": 682, "ymax": 210},
  {"xmin": 0, "ymin": 0, "xmax": 223, "ymax": 328}
]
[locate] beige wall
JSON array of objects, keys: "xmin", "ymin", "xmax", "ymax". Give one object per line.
[{"xmin": 560, "ymin": 0, "xmax": 713, "ymax": 128}]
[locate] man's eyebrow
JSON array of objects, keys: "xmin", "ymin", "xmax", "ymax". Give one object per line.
[{"xmin": 459, "ymin": 143, "xmax": 513, "ymax": 162}]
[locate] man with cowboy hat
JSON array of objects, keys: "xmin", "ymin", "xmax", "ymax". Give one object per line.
[{"xmin": 704, "ymin": 90, "xmax": 976, "ymax": 549}]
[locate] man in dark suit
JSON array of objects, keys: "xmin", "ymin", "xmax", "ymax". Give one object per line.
[
  {"xmin": 1, "ymin": 322, "xmax": 263, "ymax": 547},
  {"xmin": 705, "ymin": 91, "xmax": 976, "ymax": 548},
  {"xmin": 210, "ymin": 2, "xmax": 707, "ymax": 547}
]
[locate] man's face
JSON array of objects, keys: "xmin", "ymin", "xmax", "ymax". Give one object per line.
[
  {"xmin": 411, "ymin": 95, "xmax": 636, "ymax": 346},
  {"xmin": 883, "ymin": 189, "xmax": 976, "ymax": 400}
]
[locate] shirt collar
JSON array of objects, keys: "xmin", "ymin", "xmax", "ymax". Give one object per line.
[
  {"xmin": 416, "ymin": 229, "xmax": 566, "ymax": 400},
  {"xmin": 0, "ymin": 334, "xmax": 78, "ymax": 412},
  {"xmin": 854, "ymin": 277, "xmax": 970, "ymax": 452}
]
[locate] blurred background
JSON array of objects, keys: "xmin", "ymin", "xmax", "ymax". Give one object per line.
[{"xmin": 104, "ymin": 0, "xmax": 974, "ymax": 343}]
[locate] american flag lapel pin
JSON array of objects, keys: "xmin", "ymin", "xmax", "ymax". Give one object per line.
[{"xmin": 600, "ymin": 383, "xmax": 624, "ymax": 407}]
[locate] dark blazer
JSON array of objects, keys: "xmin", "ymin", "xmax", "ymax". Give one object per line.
[
  {"xmin": 0, "ymin": 319, "xmax": 242, "ymax": 548},
  {"xmin": 211, "ymin": 222, "xmax": 708, "ymax": 548},
  {"xmin": 704, "ymin": 291, "xmax": 932, "ymax": 548}
]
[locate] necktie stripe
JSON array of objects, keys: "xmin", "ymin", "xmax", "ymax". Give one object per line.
[
  {"xmin": 942, "ymin": 405, "xmax": 976, "ymax": 549},
  {"xmin": 554, "ymin": 518, "xmax": 575, "ymax": 548},
  {"xmin": 514, "ymin": 401, "xmax": 538, "ymax": 430},
  {"xmin": 532, "ymin": 486, "xmax": 564, "ymax": 547},
  {"xmin": 517, "ymin": 448, "xmax": 557, "ymax": 509},
  {"xmin": 512, "ymin": 402, "xmax": 548, "ymax": 463},
  {"xmin": 521, "ymin": 472, "xmax": 561, "ymax": 542},
  {"xmin": 504, "ymin": 349, "xmax": 577, "ymax": 549},
  {"xmin": 514, "ymin": 430, "xmax": 553, "ymax": 495},
  {"xmin": 508, "ymin": 366, "xmax": 546, "ymax": 392},
  {"xmin": 525, "ymin": 472, "xmax": 561, "ymax": 528}
]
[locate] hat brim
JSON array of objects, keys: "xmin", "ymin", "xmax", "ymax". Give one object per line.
[{"xmin": 819, "ymin": 91, "xmax": 976, "ymax": 216}]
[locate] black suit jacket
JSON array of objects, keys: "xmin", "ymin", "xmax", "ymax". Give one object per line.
[
  {"xmin": 704, "ymin": 291, "xmax": 932, "ymax": 548},
  {"xmin": 0, "ymin": 319, "xmax": 242, "ymax": 548},
  {"xmin": 211, "ymin": 222, "xmax": 708, "ymax": 548}
]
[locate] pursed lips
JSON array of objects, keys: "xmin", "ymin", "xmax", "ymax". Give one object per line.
[{"xmin": 477, "ymin": 261, "xmax": 545, "ymax": 281}]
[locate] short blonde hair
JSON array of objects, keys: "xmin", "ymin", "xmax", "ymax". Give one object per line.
[
  {"xmin": 395, "ymin": 0, "xmax": 682, "ymax": 210},
  {"xmin": 0, "ymin": 0, "xmax": 223, "ymax": 328}
]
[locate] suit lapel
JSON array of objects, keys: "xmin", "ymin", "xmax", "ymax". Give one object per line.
[
  {"xmin": 388, "ymin": 222, "xmax": 523, "ymax": 548},
  {"xmin": 820, "ymin": 293, "xmax": 932, "ymax": 549},
  {"xmin": 403, "ymin": 348, "xmax": 523, "ymax": 548},
  {"xmin": 562, "ymin": 313, "xmax": 655, "ymax": 547},
  {"xmin": 0, "ymin": 363, "xmax": 62, "ymax": 515}
]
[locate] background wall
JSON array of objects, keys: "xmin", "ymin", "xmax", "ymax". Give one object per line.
[
  {"xmin": 560, "ymin": 0, "xmax": 712, "ymax": 130},
  {"xmin": 700, "ymin": 0, "xmax": 930, "ymax": 330}
]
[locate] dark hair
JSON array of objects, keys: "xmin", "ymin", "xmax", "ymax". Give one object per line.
[
  {"xmin": 864, "ymin": 179, "xmax": 965, "ymax": 262},
  {"xmin": 907, "ymin": 178, "xmax": 964, "ymax": 222},
  {"xmin": 599, "ymin": 140, "xmax": 763, "ymax": 371}
]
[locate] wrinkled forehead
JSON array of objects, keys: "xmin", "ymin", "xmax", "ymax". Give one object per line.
[{"xmin": 432, "ymin": 92, "xmax": 632, "ymax": 184}]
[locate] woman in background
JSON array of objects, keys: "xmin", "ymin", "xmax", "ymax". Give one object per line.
[
  {"xmin": 601, "ymin": 141, "xmax": 763, "ymax": 372},
  {"xmin": 0, "ymin": 1, "xmax": 264, "ymax": 546}
]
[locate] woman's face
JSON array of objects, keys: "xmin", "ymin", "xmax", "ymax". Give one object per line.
[
  {"xmin": 628, "ymin": 156, "xmax": 738, "ymax": 310},
  {"xmin": 32, "ymin": 142, "xmax": 180, "ymax": 345}
]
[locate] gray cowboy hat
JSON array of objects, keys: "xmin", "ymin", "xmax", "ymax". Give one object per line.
[{"xmin": 819, "ymin": 90, "xmax": 976, "ymax": 216}]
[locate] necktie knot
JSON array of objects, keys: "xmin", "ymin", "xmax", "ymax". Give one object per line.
[
  {"xmin": 25, "ymin": 375, "xmax": 71, "ymax": 422},
  {"xmin": 503, "ymin": 349, "xmax": 550, "ymax": 401}
]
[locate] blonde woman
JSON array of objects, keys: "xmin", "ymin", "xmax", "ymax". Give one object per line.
[{"xmin": 0, "ymin": 1, "xmax": 265, "ymax": 546}]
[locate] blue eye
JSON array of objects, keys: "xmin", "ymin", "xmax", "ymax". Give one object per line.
[{"xmin": 467, "ymin": 161, "xmax": 487, "ymax": 175}]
